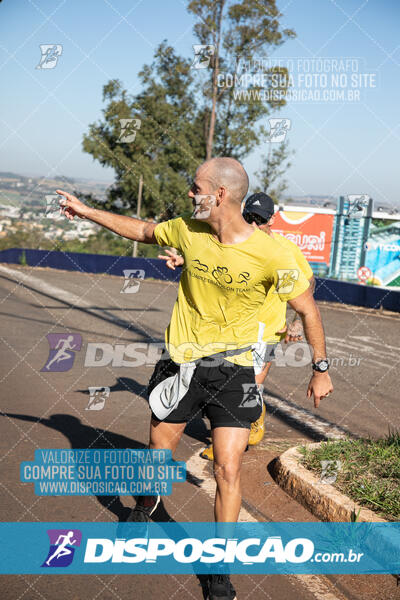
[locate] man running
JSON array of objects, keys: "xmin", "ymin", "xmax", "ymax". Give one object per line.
[
  {"xmin": 57, "ymin": 157, "xmax": 332, "ymax": 600},
  {"xmin": 159, "ymin": 192, "xmax": 315, "ymax": 459}
]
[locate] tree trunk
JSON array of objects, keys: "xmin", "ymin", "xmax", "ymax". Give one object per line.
[{"xmin": 206, "ymin": 0, "xmax": 225, "ymax": 160}]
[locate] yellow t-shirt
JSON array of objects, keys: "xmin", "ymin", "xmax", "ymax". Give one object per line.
[
  {"xmin": 154, "ymin": 217, "xmax": 310, "ymax": 366},
  {"xmin": 259, "ymin": 233, "xmax": 314, "ymax": 344}
]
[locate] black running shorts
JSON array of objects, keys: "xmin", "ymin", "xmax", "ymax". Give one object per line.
[{"xmin": 148, "ymin": 355, "xmax": 263, "ymax": 429}]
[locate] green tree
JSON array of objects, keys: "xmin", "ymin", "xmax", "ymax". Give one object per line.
[
  {"xmin": 188, "ymin": 0, "xmax": 295, "ymax": 158},
  {"xmin": 82, "ymin": 0, "xmax": 295, "ymax": 217},
  {"xmin": 82, "ymin": 44, "xmax": 203, "ymax": 220},
  {"xmin": 0, "ymin": 227, "xmax": 52, "ymax": 251}
]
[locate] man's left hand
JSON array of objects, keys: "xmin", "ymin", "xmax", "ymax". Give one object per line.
[{"xmin": 285, "ymin": 319, "xmax": 303, "ymax": 343}]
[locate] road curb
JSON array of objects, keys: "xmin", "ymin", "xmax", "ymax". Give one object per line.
[{"xmin": 273, "ymin": 442, "xmax": 387, "ymax": 522}]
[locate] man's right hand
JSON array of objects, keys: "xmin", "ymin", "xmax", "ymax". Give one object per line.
[
  {"xmin": 307, "ymin": 371, "xmax": 333, "ymax": 408},
  {"xmin": 158, "ymin": 249, "xmax": 184, "ymax": 270},
  {"xmin": 56, "ymin": 189, "xmax": 91, "ymax": 221}
]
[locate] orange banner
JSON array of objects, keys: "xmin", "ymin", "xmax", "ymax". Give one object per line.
[{"xmin": 271, "ymin": 211, "xmax": 335, "ymax": 263}]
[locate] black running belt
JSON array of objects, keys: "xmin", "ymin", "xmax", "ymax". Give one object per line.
[
  {"xmin": 199, "ymin": 345, "xmax": 253, "ymax": 362},
  {"xmin": 160, "ymin": 344, "xmax": 253, "ymax": 366}
]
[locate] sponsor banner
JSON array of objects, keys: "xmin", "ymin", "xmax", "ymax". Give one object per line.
[
  {"xmin": 364, "ymin": 218, "xmax": 400, "ymax": 287},
  {"xmin": 1, "ymin": 522, "xmax": 398, "ymax": 575},
  {"xmin": 271, "ymin": 211, "xmax": 335, "ymax": 264},
  {"xmin": 20, "ymin": 449, "xmax": 186, "ymax": 496}
]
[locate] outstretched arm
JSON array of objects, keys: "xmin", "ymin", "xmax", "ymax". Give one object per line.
[
  {"xmin": 56, "ymin": 190, "xmax": 157, "ymax": 244},
  {"xmin": 288, "ymin": 287, "xmax": 333, "ymax": 408}
]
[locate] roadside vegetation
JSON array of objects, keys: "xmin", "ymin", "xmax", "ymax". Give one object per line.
[
  {"xmin": 0, "ymin": 228, "xmax": 160, "ymax": 258},
  {"xmin": 299, "ymin": 433, "xmax": 400, "ymax": 521}
]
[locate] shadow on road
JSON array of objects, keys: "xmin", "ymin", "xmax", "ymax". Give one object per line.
[
  {"xmin": 0, "ymin": 271, "xmax": 165, "ymax": 343},
  {"xmin": 0, "ymin": 307, "xmax": 159, "ymax": 343},
  {"xmin": 2, "ymin": 410, "xmax": 209, "ymax": 519},
  {"xmin": 1, "ymin": 412, "xmax": 178, "ymax": 522},
  {"xmin": 2, "ymin": 411, "xmax": 211, "ymax": 596},
  {"xmin": 77, "ymin": 376, "xmax": 211, "ymax": 446},
  {"xmin": 77, "ymin": 376, "xmax": 149, "ymax": 398},
  {"xmin": 264, "ymin": 387, "xmax": 352, "ymax": 441}
]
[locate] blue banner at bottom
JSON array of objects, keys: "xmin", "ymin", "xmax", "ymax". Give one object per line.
[{"xmin": 1, "ymin": 522, "xmax": 399, "ymax": 575}]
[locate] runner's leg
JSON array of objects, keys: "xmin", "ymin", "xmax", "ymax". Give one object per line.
[
  {"xmin": 212, "ymin": 426, "xmax": 250, "ymax": 522},
  {"xmin": 128, "ymin": 419, "xmax": 186, "ymax": 522},
  {"xmin": 149, "ymin": 418, "xmax": 186, "ymax": 454}
]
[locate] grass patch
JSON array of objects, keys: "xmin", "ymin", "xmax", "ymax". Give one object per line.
[
  {"xmin": 19, "ymin": 250, "xmax": 27, "ymax": 266},
  {"xmin": 298, "ymin": 432, "xmax": 400, "ymax": 521}
]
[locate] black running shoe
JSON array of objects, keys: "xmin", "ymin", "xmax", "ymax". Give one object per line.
[
  {"xmin": 127, "ymin": 495, "xmax": 160, "ymax": 522},
  {"xmin": 209, "ymin": 574, "xmax": 237, "ymax": 600}
]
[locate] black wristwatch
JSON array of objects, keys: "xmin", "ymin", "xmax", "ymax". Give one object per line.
[{"xmin": 312, "ymin": 359, "xmax": 329, "ymax": 373}]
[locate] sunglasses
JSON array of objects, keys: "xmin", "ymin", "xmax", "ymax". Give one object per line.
[{"xmin": 243, "ymin": 212, "xmax": 272, "ymax": 226}]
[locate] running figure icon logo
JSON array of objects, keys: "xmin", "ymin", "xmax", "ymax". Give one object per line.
[
  {"xmin": 192, "ymin": 194, "xmax": 216, "ymax": 220},
  {"xmin": 45, "ymin": 194, "xmax": 62, "ymax": 219},
  {"xmin": 117, "ymin": 118, "xmax": 141, "ymax": 143},
  {"xmin": 41, "ymin": 333, "xmax": 82, "ymax": 372},
  {"xmin": 319, "ymin": 460, "xmax": 342, "ymax": 485},
  {"xmin": 239, "ymin": 384, "xmax": 263, "ymax": 408},
  {"xmin": 191, "ymin": 44, "xmax": 215, "ymax": 69},
  {"xmin": 120, "ymin": 269, "xmax": 146, "ymax": 293},
  {"xmin": 268, "ymin": 118, "xmax": 291, "ymax": 143},
  {"xmin": 347, "ymin": 194, "xmax": 370, "ymax": 218},
  {"xmin": 274, "ymin": 269, "xmax": 299, "ymax": 294},
  {"xmin": 42, "ymin": 529, "xmax": 82, "ymax": 567},
  {"xmin": 86, "ymin": 386, "xmax": 110, "ymax": 410},
  {"xmin": 36, "ymin": 44, "xmax": 63, "ymax": 69}
]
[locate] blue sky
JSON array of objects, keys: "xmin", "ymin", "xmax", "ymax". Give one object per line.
[{"xmin": 0, "ymin": 0, "xmax": 399, "ymax": 208}]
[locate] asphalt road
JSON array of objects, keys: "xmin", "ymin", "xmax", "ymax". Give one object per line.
[{"xmin": 0, "ymin": 264, "xmax": 399, "ymax": 600}]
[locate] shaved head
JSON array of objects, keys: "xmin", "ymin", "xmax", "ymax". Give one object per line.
[{"xmin": 196, "ymin": 157, "xmax": 249, "ymax": 204}]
